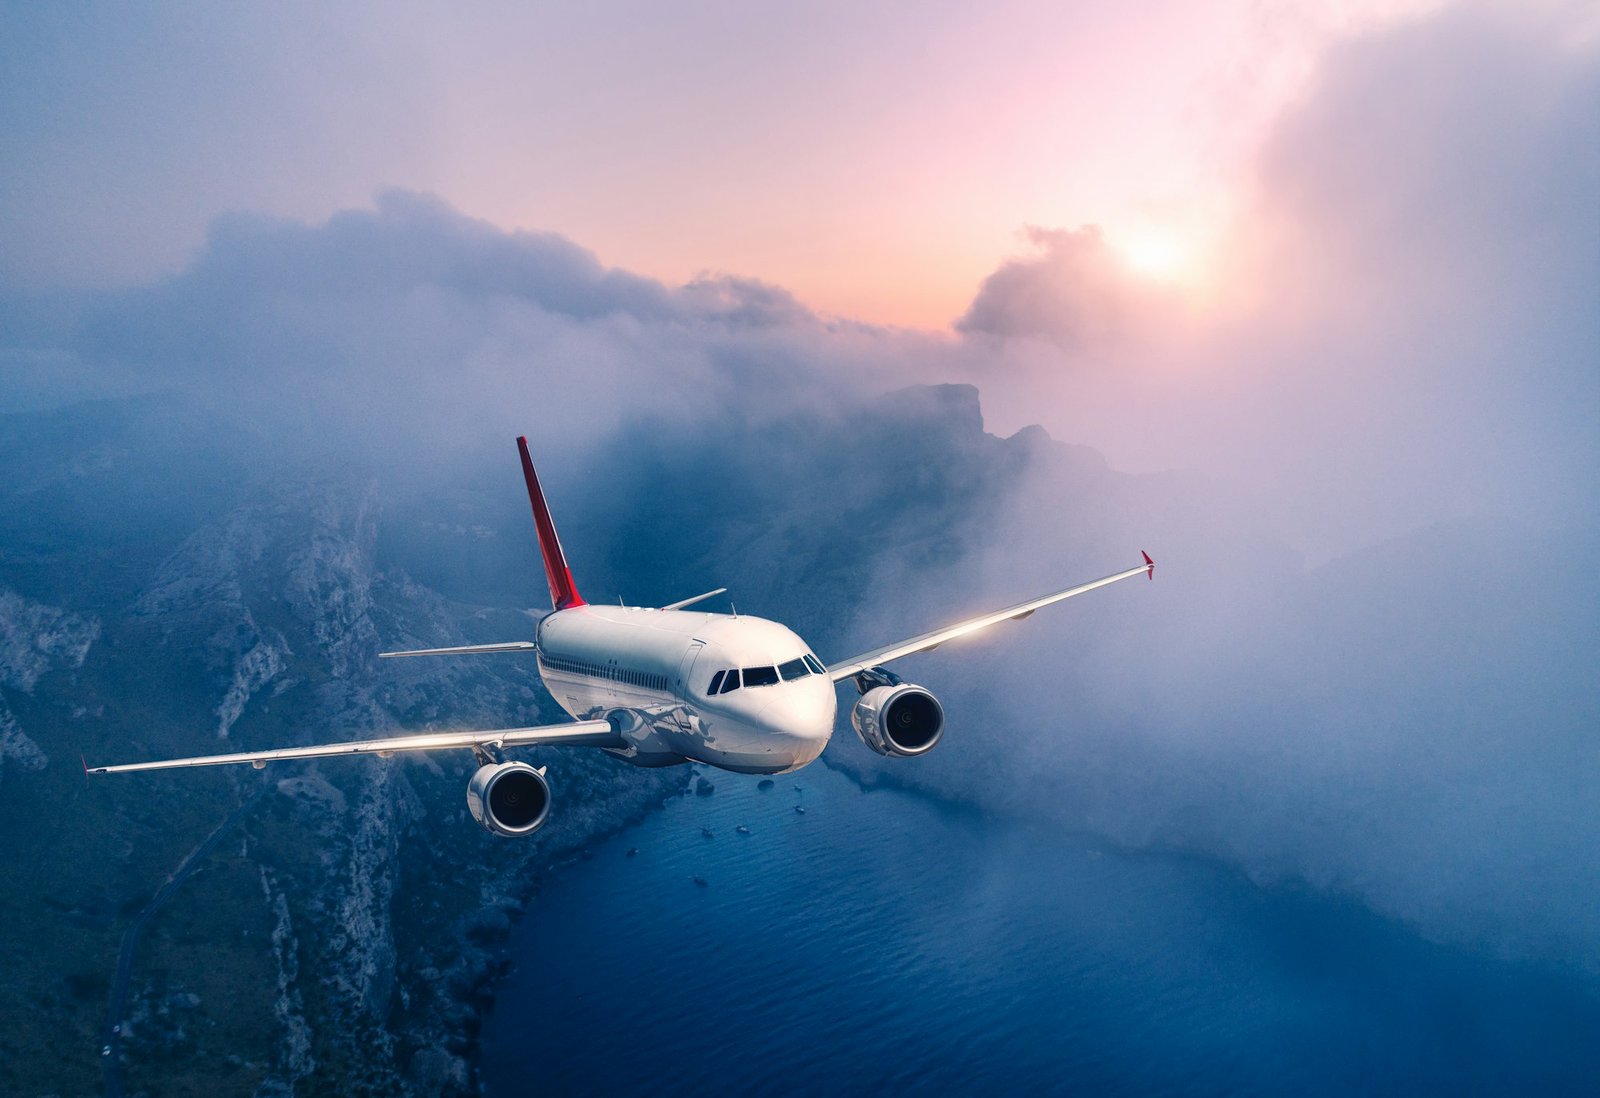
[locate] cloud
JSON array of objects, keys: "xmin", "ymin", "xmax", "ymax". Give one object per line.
[
  {"xmin": 2, "ymin": 188, "xmax": 904, "ymax": 476},
  {"xmin": 955, "ymin": 226, "xmax": 1136, "ymax": 348},
  {"xmin": 952, "ymin": 4, "xmax": 1599, "ymax": 559},
  {"xmin": 837, "ymin": 1, "xmax": 1600, "ymax": 968},
  {"xmin": 1253, "ymin": 3, "xmax": 1600, "ymax": 307}
]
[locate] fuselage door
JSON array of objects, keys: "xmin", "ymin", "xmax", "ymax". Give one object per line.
[{"xmin": 676, "ymin": 640, "xmax": 707, "ymax": 703}]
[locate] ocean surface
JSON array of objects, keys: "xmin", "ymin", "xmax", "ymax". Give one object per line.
[{"xmin": 481, "ymin": 761, "xmax": 1600, "ymax": 1096}]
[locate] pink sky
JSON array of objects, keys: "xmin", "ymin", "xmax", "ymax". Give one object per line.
[{"xmin": 0, "ymin": 0, "xmax": 1449, "ymax": 328}]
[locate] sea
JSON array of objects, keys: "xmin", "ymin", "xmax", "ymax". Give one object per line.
[{"xmin": 481, "ymin": 760, "xmax": 1600, "ymax": 1095}]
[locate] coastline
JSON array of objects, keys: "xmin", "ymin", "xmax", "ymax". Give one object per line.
[{"xmin": 402, "ymin": 764, "xmax": 692, "ymax": 1094}]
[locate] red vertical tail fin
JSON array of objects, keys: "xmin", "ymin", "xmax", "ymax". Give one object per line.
[{"xmin": 517, "ymin": 437, "xmax": 585, "ymax": 610}]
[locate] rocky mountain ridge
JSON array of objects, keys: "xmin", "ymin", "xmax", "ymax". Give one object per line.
[{"xmin": 0, "ymin": 444, "xmax": 686, "ymax": 1096}]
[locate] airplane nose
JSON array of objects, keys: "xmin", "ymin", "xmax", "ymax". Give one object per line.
[{"xmin": 756, "ymin": 688, "xmax": 835, "ymax": 763}]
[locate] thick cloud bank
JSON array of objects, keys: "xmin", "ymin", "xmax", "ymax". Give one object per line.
[
  {"xmin": 959, "ymin": 4, "xmax": 1598, "ymax": 559},
  {"xmin": 3, "ymin": 188, "xmax": 930, "ymax": 475},
  {"xmin": 900, "ymin": 2, "xmax": 1600, "ymax": 967}
]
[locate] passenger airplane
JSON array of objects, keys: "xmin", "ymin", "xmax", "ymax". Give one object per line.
[{"xmin": 89, "ymin": 438, "xmax": 1154, "ymax": 836}]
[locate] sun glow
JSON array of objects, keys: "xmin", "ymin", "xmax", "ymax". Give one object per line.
[{"xmin": 1117, "ymin": 230, "xmax": 1193, "ymax": 282}]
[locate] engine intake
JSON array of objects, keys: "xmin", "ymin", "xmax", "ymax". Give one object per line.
[
  {"xmin": 466, "ymin": 761, "xmax": 552, "ymax": 837},
  {"xmin": 851, "ymin": 684, "xmax": 945, "ymax": 757}
]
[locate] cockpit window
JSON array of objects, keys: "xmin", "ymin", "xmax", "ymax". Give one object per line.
[
  {"xmin": 803, "ymin": 654, "xmax": 827, "ymax": 675},
  {"xmin": 778, "ymin": 657, "xmax": 810, "ymax": 681},
  {"xmin": 707, "ymin": 670, "xmax": 726, "ymax": 695},
  {"xmin": 742, "ymin": 665, "xmax": 779, "ymax": 688},
  {"xmin": 719, "ymin": 669, "xmax": 741, "ymax": 694}
]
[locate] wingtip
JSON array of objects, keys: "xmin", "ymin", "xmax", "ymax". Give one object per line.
[{"xmin": 1142, "ymin": 550, "xmax": 1155, "ymax": 580}]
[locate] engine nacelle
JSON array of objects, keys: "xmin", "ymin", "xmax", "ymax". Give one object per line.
[
  {"xmin": 466, "ymin": 762, "xmax": 552, "ymax": 837},
  {"xmin": 851, "ymin": 684, "xmax": 945, "ymax": 758}
]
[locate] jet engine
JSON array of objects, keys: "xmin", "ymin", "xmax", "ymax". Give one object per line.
[
  {"xmin": 466, "ymin": 761, "xmax": 552, "ymax": 837},
  {"xmin": 851, "ymin": 683, "xmax": 945, "ymax": 757}
]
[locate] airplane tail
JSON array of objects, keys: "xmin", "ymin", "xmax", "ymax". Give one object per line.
[{"xmin": 517, "ymin": 436, "xmax": 586, "ymax": 610}]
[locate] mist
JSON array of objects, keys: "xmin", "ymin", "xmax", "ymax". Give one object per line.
[{"xmin": 847, "ymin": 2, "xmax": 1600, "ymax": 969}]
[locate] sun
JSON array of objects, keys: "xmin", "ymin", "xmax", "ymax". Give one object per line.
[{"xmin": 1117, "ymin": 230, "xmax": 1191, "ymax": 282}]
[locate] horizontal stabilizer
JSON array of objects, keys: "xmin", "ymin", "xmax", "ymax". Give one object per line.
[{"xmin": 379, "ymin": 641, "xmax": 536, "ymax": 659}]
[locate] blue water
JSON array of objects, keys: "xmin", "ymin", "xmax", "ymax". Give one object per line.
[{"xmin": 481, "ymin": 763, "xmax": 1600, "ymax": 1095}]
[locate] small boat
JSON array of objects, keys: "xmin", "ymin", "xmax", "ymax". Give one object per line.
[
  {"xmin": 691, "ymin": 875, "xmax": 709, "ymax": 887},
  {"xmin": 794, "ymin": 805, "xmax": 806, "ymax": 815},
  {"xmin": 735, "ymin": 825, "xmax": 751, "ymax": 835}
]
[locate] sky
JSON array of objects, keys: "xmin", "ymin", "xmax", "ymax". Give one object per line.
[
  {"xmin": 2, "ymin": 0, "xmax": 1469, "ymax": 328},
  {"xmin": 3, "ymin": 0, "xmax": 1596, "ymax": 552}
]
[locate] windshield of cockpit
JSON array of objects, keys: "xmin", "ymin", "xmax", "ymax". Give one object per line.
[{"xmin": 706, "ymin": 654, "xmax": 826, "ymax": 695}]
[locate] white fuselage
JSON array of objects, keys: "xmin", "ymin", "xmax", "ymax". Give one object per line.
[{"xmin": 536, "ymin": 605, "xmax": 836, "ymax": 774}]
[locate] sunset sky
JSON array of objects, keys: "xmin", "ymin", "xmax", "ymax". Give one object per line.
[
  {"xmin": 1, "ymin": 0, "xmax": 1487, "ymax": 327},
  {"xmin": 2, "ymin": 0, "xmax": 1595, "ymax": 557}
]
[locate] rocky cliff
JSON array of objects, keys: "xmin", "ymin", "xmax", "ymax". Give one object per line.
[{"xmin": 0, "ymin": 446, "xmax": 684, "ymax": 1096}]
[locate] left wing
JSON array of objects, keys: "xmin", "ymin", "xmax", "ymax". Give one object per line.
[
  {"xmin": 86, "ymin": 718, "xmax": 621, "ymax": 775},
  {"xmin": 379, "ymin": 641, "xmax": 536, "ymax": 658},
  {"xmin": 827, "ymin": 553, "xmax": 1154, "ymax": 683}
]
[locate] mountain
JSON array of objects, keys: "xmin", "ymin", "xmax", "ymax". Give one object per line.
[{"xmin": 0, "ymin": 409, "xmax": 685, "ymax": 1095}]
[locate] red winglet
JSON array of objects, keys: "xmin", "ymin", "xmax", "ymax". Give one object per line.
[
  {"xmin": 517, "ymin": 436, "xmax": 586, "ymax": 610},
  {"xmin": 1142, "ymin": 550, "xmax": 1155, "ymax": 580}
]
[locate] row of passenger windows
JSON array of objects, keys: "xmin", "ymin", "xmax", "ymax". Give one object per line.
[
  {"xmin": 542, "ymin": 654, "xmax": 669, "ymax": 693},
  {"xmin": 707, "ymin": 654, "xmax": 826, "ymax": 695}
]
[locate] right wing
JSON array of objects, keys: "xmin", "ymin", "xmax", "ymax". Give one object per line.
[
  {"xmin": 659, "ymin": 587, "xmax": 727, "ymax": 611},
  {"xmin": 827, "ymin": 553, "xmax": 1154, "ymax": 683},
  {"xmin": 86, "ymin": 718, "xmax": 621, "ymax": 774}
]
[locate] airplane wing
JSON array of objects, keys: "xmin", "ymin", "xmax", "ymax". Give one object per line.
[
  {"xmin": 660, "ymin": 587, "xmax": 727, "ymax": 611},
  {"xmin": 379, "ymin": 641, "xmax": 536, "ymax": 658},
  {"xmin": 86, "ymin": 718, "xmax": 621, "ymax": 775},
  {"xmin": 827, "ymin": 553, "xmax": 1154, "ymax": 683}
]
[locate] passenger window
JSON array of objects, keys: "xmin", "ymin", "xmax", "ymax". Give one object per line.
[
  {"xmin": 743, "ymin": 665, "xmax": 779, "ymax": 687},
  {"xmin": 804, "ymin": 654, "xmax": 826, "ymax": 675},
  {"xmin": 707, "ymin": 670, "xmax": 725, "ymax": 695},
  {"xmin": 778, "ymin": 657, "xmax": 809, "ymax": 680},
  {"xmin": 720, "ymin": 669, "xmax": 741, "ymax": 693}
]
